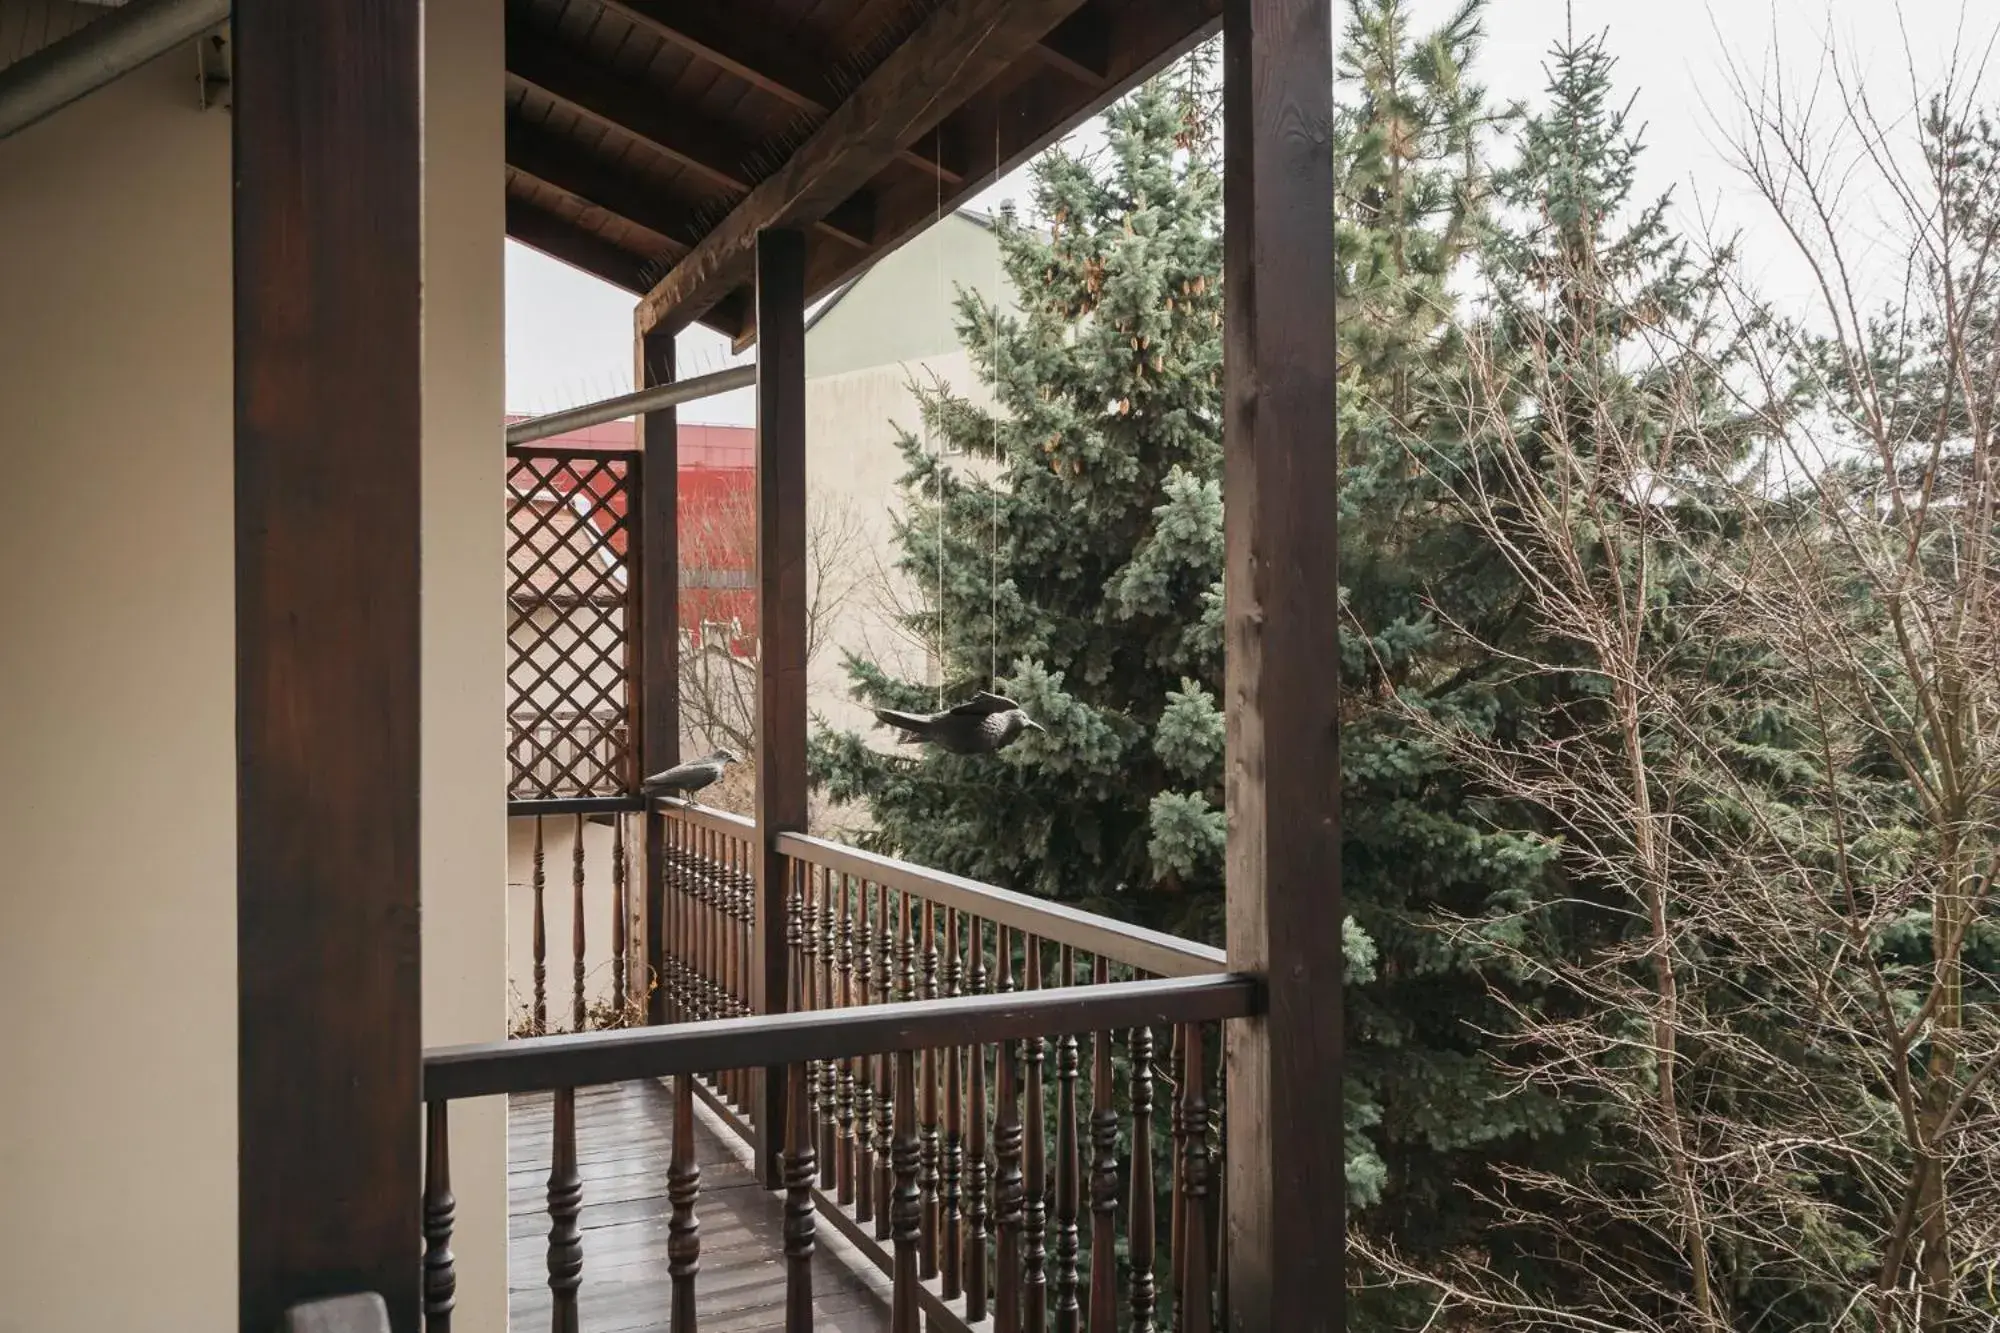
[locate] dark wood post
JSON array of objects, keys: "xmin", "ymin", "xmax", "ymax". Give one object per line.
[
  {"xmin": 1220, "ymin": 0, "xmax": 1343, "ymax": 1328},
  {"xmin": 233, "ymin": 1, "xmax": 423, "ymax": 1328},
  {"xmin": 640, "ymin": 326, "xmax": 679, "ymax": 1025},
  {"xmin": 754, "ymin": 226, "xmax": 810, "ymax": 1186}
]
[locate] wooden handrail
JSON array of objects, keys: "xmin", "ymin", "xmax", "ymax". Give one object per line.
[
  {"xmin": 424, "ymin": 974, "xmax": 1259, "ymax": 1101},
  {"xmin": 653, "ymin": 796, "xmax": 757, "ymax": 839},
  {"xmin": 774, "ymin": 831, "xmax": 1226, "ymax": 978},
  {"xmin": 508, "ymin": 795, "xmax": 647, "ymax": 817}
]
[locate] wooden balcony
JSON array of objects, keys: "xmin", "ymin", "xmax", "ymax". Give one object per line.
[
  {"xmin": 83, "ymin": 0, "xmax": 1351, "ymax": 1321},
  {"xmin": 434, "ymin": 798, "xmax": 1251, "ymax": 1331}
]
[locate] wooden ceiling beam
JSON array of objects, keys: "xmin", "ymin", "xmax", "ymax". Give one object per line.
[
  {"xmin": 505, "ymin": 195, "xmax": 653, "ymax": 293},
  {"xmin": 596, "ymin": 0, "xmax": 966, "ymax": 187},
  {"xmin": 506, "ymin": 118, "xmax": 702, "ymax": 253},
  {"xmin": 507, "ymin": 33, "xmax": 875, "ymax": 251},
  {"xmin": 1031, "ymin": 4, "xmax": 1113, "ymax": 87},
  {"xmin": 507, "ymin": 34, "xmax": 758, "ymax": 194},
  {"xmin": 732, "ymin": 0, "xmax": 1221, "ymax": 348},
  {"xmin": 635, "ymin": 0, "xmax": 1089, "ymax": 335}
]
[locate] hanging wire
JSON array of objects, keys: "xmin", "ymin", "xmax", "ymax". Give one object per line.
[
  {"xmin": 933, "ymin": 125, "xmax": 948, "ymax": 709},
  {"xmin": 990, "ymin": 118, "xmax": 1003, "ymax": 693}
]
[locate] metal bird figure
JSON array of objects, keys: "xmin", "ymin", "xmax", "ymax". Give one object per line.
[
  {"xmin": 873, "ymin": 691, "xmax": 1045, "ymax": 756},
  {"xmin": 640, "ymin": 748, "xmax": 742, "ymax": 803}
]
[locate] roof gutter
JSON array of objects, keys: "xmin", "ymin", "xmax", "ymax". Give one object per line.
[{"xmin": 0, "ymin": 0, "xmax": 229, "ymax": 143}]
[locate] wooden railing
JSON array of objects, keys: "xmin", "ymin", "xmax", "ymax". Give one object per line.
[
  {"xmin": 767, "ymin": 828, "xmax": 1231, "ymax": 1332},
  {"xmin": 447, "ymin": 796, "xmax": 1251, "ymax": 1332},
  {"xmin": 422, "ymin": 976, "xmax": 1256, "ymax": 1333},
  {"xmin": 513, "ymin": 805, "xmax": 650, "ymax": 1036}
]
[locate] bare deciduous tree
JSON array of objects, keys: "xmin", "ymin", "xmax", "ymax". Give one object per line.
[
  {"xmin": 1358, "ymin": 34, "xmax": 2000, "ymax": 1333},
  {"xmin": 677, "ymin": 486, "xmax": 873, "ymax": 771}
]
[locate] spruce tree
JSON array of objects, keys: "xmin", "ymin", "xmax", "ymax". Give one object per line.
[
  {"xmin": 811, "ymin": 9, "xmax": 1590, "ymax": 1295},
  {"xmin": 810, "ymin": 71, "xmax": 1233, "ymax": 935},
  {"xmin": 1329, "ymin": 0, "xmax": 1584, "ymax": 1298}
]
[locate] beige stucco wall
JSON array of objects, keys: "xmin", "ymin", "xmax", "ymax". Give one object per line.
[
  {"xmin": 505, "ymin": 815, "xmax": 639, "ymax": 1031},
  {"xmin": 0, "ymin": 41, "xmax": 238, "ymax": 1333},
  {"xmin": 801, "ymin": 214, "xmax": 1009, "ymax": 740},
  {"xmin": 804, "ymin": 352, "xmax": 988, "ymax": 736},
  {"xmin": 423, "ymin": 0, "xmax": 510, "ymax": 1327},
  {"xmin": 0, "ymin": 4, "xmax": 509, "ymax": 1327}
]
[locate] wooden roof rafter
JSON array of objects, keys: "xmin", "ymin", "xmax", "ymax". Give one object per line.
[
  {"xmin": 592, "ymin": 0, "xmax": 970, "ymax": 187},
  {"xmin": 505, "ymin": 196, "xmax": 652, "ymax": 293},
  {"xmin": 506, "ymin": 117, "xmax": 703, "ymax": 256},
  {"xmin": 500, "ymin": 0, "xmax": 1223, "ymax": 339},
  {"xmin": 634, "ymin": 0, "xmax": 1093, "ymax": 338},
  {"xmin": 505, "ymin": 28, "xmax": 879, "ymax": 253}
]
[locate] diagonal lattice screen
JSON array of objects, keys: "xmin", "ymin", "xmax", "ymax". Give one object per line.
[{"xmin": 506, "ymin": 451, "xmax": 641, "ymax": 801}]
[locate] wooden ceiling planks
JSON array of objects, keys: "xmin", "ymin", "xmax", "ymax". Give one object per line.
[{"xmin": 501, "ymin": 0, "xmax": 1219, "ymax": 338}]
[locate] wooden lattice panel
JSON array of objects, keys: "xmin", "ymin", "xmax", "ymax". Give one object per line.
[{"xmin": 506, "ymin": 450, "xmax": 641, "ymax": 801}]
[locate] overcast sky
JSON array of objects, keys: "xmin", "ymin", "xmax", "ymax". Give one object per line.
[{"xmin": 504, "ymin": 1, "xmax": 1997, "ymax": 426}]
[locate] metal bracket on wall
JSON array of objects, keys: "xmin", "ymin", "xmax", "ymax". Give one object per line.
[{"xmin": 195, "ymin": 24, "xmax": 229, "ymax": 113}]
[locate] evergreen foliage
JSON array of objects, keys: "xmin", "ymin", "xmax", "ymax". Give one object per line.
[{"xmin": 810, "ymin": 9, "xmax": 2000, "ymax": 1328}]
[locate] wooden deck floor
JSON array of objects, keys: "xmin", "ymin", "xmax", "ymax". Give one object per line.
[{"xmin": 510, "ymin": 1082, "xmax": 892, "ymax": 1332}]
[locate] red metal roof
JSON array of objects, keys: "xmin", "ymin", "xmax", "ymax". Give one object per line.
[{"xmin": 506, "ymin": 417, "xmax": 757, "ymax": 647}]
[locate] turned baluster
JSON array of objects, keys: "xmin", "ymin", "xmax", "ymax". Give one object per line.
[
  {"xmin": 786, "ymin": 873, "xmax": 806, "ymax": 1013},
  {"xmin": 1129, "ymin": 1025, "xmax": 1157, "ymax": 1331},
  {"xmin": 547, "ymin": 1087, "xmax": 584, "ymax": 1333},
  {"xmin": 1170, "ymin": 1027, "xmax": 1186, "ymax": 1331},
  {"xmin": 423, "ymin": 1100, "xmax": 456, "ymax": 1332},
  {"xmin": 995, "ymin": 926, "xmax": 1024, "ymax": 1333},
  {"xmin": 837, "ymin": 873, "xmax": 858, "ymax": 1203},
  {"xmin": 897, "ymin": 889, "xmax": 917, "ymax": 1002},
  {"xmin": 874, "ymin": 881, "xmax": 897, "ymax": 1240},
  {"xmin": 1212, "ymin": 1056, "xmax": 1227, "ymax": 1326},
  {"xmin": 531, "ymin": 816, "xmax": 547, "ymax": 1033},
  {"xmin": 796, "ymin": 871, "xmax": 819, "ymax": 1149},
  {"xmin": 669, "ymin": 1074, "xmax": 702, "ymax": 1333},
  {"xmin": 942, "ymin": 907, "xmax": 965, "ymax": 1305},
  {"xmin": 1023, "ymin": 942, "xmax": 1048, "ymax": 1333},
  {"xmin": 920, "ymin": 900, "xmax": 941, "ymax": 1281},
  {"xmin": 891, "ymin": 1048, "xmax": 924, "ymax": 1333},
  {"xmin": 668, "ymin": 816, "xmax": 684, "ymax": 1012},
  {"xmin": 731, "ymin": 831, "xmax": 749, "ymax": 1016},
  {"xmin": 734, "ymin": 832, "xmax": 750, "ymax": 1016},
  {"xmin": 735, "ymin": 839, "xmax": 756, "ymax": 1102},
  {"xmin": 661, "ymin": 819, "xmax": 679, "ymax": 1022},
  {"xmin": 1053, "ymin": 948, "xmax": 1082, "ymax": 1332},
  {"xmin": 853, "ymin": 880, "xmax": 877, "ymax": 1225},
  {"xmin": 740, "ymin": 840, "xmax": 757, "ymax": 1016},
  {"xmin": 784, "ymin": 1061, "xmax": 818, "ymax": 1333},
  {"xmin": 676, "ymin": 822, "xmax": 695, "ymax": 1024},
  {"xmin": 965, "ymin": 918, "xmax": 991, "ymax": 1324},
  {"xmin": 611, "ymin": 813, "xmax": 629, "ymax": 1010},
  {"xmin": 1178, "ymin": 1027, "xmax": 1213, "ymax": 1333},
  {"xmin": 710, "ymin": 828, "xmax": 726, "ymax": 1024},
  {"xmin": 682, "ymin": 823, "xmax": 699, "ymax": 1022},
  {"xmin": 692, "ymin": 828, "xmax": 712, "ymax": 1021},
  {"xmin": 571, "ymin": 813, "xmax": 587, "ymax": 1031},
  {"xmin": 1088, "ymin": 958, "xmax": 1119, "ymax": 1333},
  {"xmin": 818, "ymin": 872, "xmax": 840, "ymax": 1190}
]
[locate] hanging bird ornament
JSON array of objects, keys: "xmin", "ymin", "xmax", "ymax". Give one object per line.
[
  {"xmin": 640, "ymin": 748, "xmax": 742, "ymax": 803},
  {"xmin": 873, "ymin": 691, "xmax": 1045, "ymax": 756}
]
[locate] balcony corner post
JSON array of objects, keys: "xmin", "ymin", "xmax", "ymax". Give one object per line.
[
  {"xmin": 640, "ymin": 322, "xmax": 680, "ymax": 1025},
  {"xmin": 754, "ymin": 227, "xmax": 810, "ymax": 1188},
  {"xmin": 1220, "ymin": 0, "xmax": 1344, "ymax": 1328},
  {"xmin": 233, "ymin": 0, "xmax": 425, "ymax": 1326}
]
